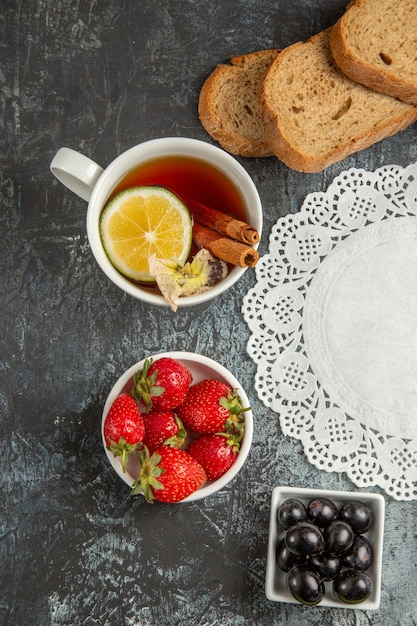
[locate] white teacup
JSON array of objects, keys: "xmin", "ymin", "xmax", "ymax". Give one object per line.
[{"xmin": 50, "ymin": 137, "xmax": 262, "ymax": 308}]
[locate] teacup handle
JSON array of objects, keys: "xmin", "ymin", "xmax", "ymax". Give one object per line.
[{"xmin": 50, "ymin": 147, "xmax": 104, "ymax": 202}]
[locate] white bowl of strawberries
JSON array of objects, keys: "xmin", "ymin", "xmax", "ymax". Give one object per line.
[{"xmin": 101, "ymin": 351, "xmax": 253, "ymax": 503}]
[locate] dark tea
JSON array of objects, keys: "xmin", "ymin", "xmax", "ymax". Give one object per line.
[{"xmin": 110, "ymin": 154, "xmax": 247, "ymax": 223}]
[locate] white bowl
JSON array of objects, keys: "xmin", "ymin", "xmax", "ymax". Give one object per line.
[
  {"xmin": 265, "ymin": 486, "xmax": 385, "ymax": 610},
  {"xmin": 102, "ymin": 351, "xmax": 253, "ymax": 502}
]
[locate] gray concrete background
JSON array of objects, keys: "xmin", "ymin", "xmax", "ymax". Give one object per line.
[{"xmin": 1, "ymin": 1, "xmax": 416, "ymax": 624}]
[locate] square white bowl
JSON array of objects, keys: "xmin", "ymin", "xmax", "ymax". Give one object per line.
[{"xmin": 265, "ymin": 486, "xmax": 385, "ymax": 610}]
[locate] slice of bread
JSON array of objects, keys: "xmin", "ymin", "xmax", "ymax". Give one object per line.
[
  {"xmin": 330, "ymin": 0, "xmax": 417, "ymax": 105},
  {"xmin": 198, "ymin": 50, "xmax": 280, "ymax": 158},
  {"xmin": 260, "ymin": 28, "xmax": 417, "ymax": 173}
]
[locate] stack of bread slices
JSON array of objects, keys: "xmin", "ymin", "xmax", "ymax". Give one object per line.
[{"xmin": 198, "ymin": 0, "xmax": 417, "ymax": 173}]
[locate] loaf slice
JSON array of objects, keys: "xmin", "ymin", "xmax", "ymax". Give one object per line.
[
  {"xmin": 330, "ymin": 0, "xmax": 417, "ymax": 105},
  {"xmin": 260, "ymin": 29, "xmax": 417, "ymax": 173},
  {"xmin": 198, "ymin": 50, "xmax": 280, "ymax": 158}
]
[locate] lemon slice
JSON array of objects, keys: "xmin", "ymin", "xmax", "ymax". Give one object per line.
[{"xmin": 99, "ymin": 186, "xmax": 193, "ymax": 282}]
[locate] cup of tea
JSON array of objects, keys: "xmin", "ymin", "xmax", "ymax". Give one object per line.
[{"xmin": 50, "ymin": 137, "xmax": 262, "ymax": 308}]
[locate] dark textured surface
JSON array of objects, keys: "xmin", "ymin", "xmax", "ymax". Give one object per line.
[{"xmin": 1, "ymin": 1, "xmax": 417, "ymax": 625}]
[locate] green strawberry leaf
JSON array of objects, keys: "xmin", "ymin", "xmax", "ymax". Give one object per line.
[{"xmin": 131, "ymin": 358, "xmax": 166, "ymax": 412}]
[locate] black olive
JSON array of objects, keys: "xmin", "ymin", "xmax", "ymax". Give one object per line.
[
  {"xmin": 310, "ymin": 553, "xmax": 342, "ymax": 580},
  {"xmin": 286, "ymin": 522, "xmax": 325, "ymax": 557},
  {"xmin": 343, "ymin": 535, "xmax": 374, "ymax": 571},
  {"xmin": 323, "ymin": 520, "xmax": 354, "ymax": 556},
  {"xmin": 333, "ymin": 569, "xmax": 373, "ymax": 604},
  {"xmin": 339, "ymin": 500, "xmax": 373, "ymax": 534},
  {"xmin": 307, "ymin": 497, "xmax": 339, "ymax": 527},
  {"xmin": 276, "ymin": 538, "xmax": 304, "ymax": 572},
  {"xmin": 287, "ymin": 564, "xmax": 325, "ymax": 606},
  {"xmin": 277, "ymin": 498, "xmax": 307, "ymax": 529}
]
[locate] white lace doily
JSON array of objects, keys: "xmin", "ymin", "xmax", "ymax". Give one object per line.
[{"xmin": 243, "ymin": 163, "xmax": 417, "ymax": 501}]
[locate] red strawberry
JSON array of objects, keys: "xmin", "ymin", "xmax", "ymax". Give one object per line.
[
  {"xmin": 103, "ymin": 393, "xmax": 145, "ymax": 472},
  {"xmin": 132, "ymin": 357, "xmax": 192, "ymax": 412},
  {"xmin": 177, "ymin": 379, "xmax": 250, "ymax": 434},
  {"xmin": 142, "ymin": 410, "xmax": 187, "ymax": 454},
  {"xmin": 132, "ymin": 446, "xmax": 207, "ymax": 503},
  {"xmin": 187, "ymin": 432, "xmax": 242, "ymax": 480}
]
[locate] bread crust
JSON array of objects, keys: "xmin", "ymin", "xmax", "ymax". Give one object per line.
[
  {"xmin": 198, "ymin": 50, "xmax": 280, "ymax": 157},
  {"xmin": 260, "ymin": 29, "xmax": 417, "ymax": 173},
  {"xmin": 330, "ymin": 0, "xmax": 417, "ymax": 105}
]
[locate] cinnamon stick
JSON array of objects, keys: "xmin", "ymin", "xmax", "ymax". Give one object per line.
[
  {"xmin": 186, "ymin": 198, "xmax": 259, "ymax": 245},
  {"xmin": 192, "ymin": 222, "xmax": 259, "ymax": 268}
]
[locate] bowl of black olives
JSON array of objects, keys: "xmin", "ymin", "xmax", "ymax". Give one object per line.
[{"xmin": 265, "ymin": 487, "xmax": 384, "ymax": 609}]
